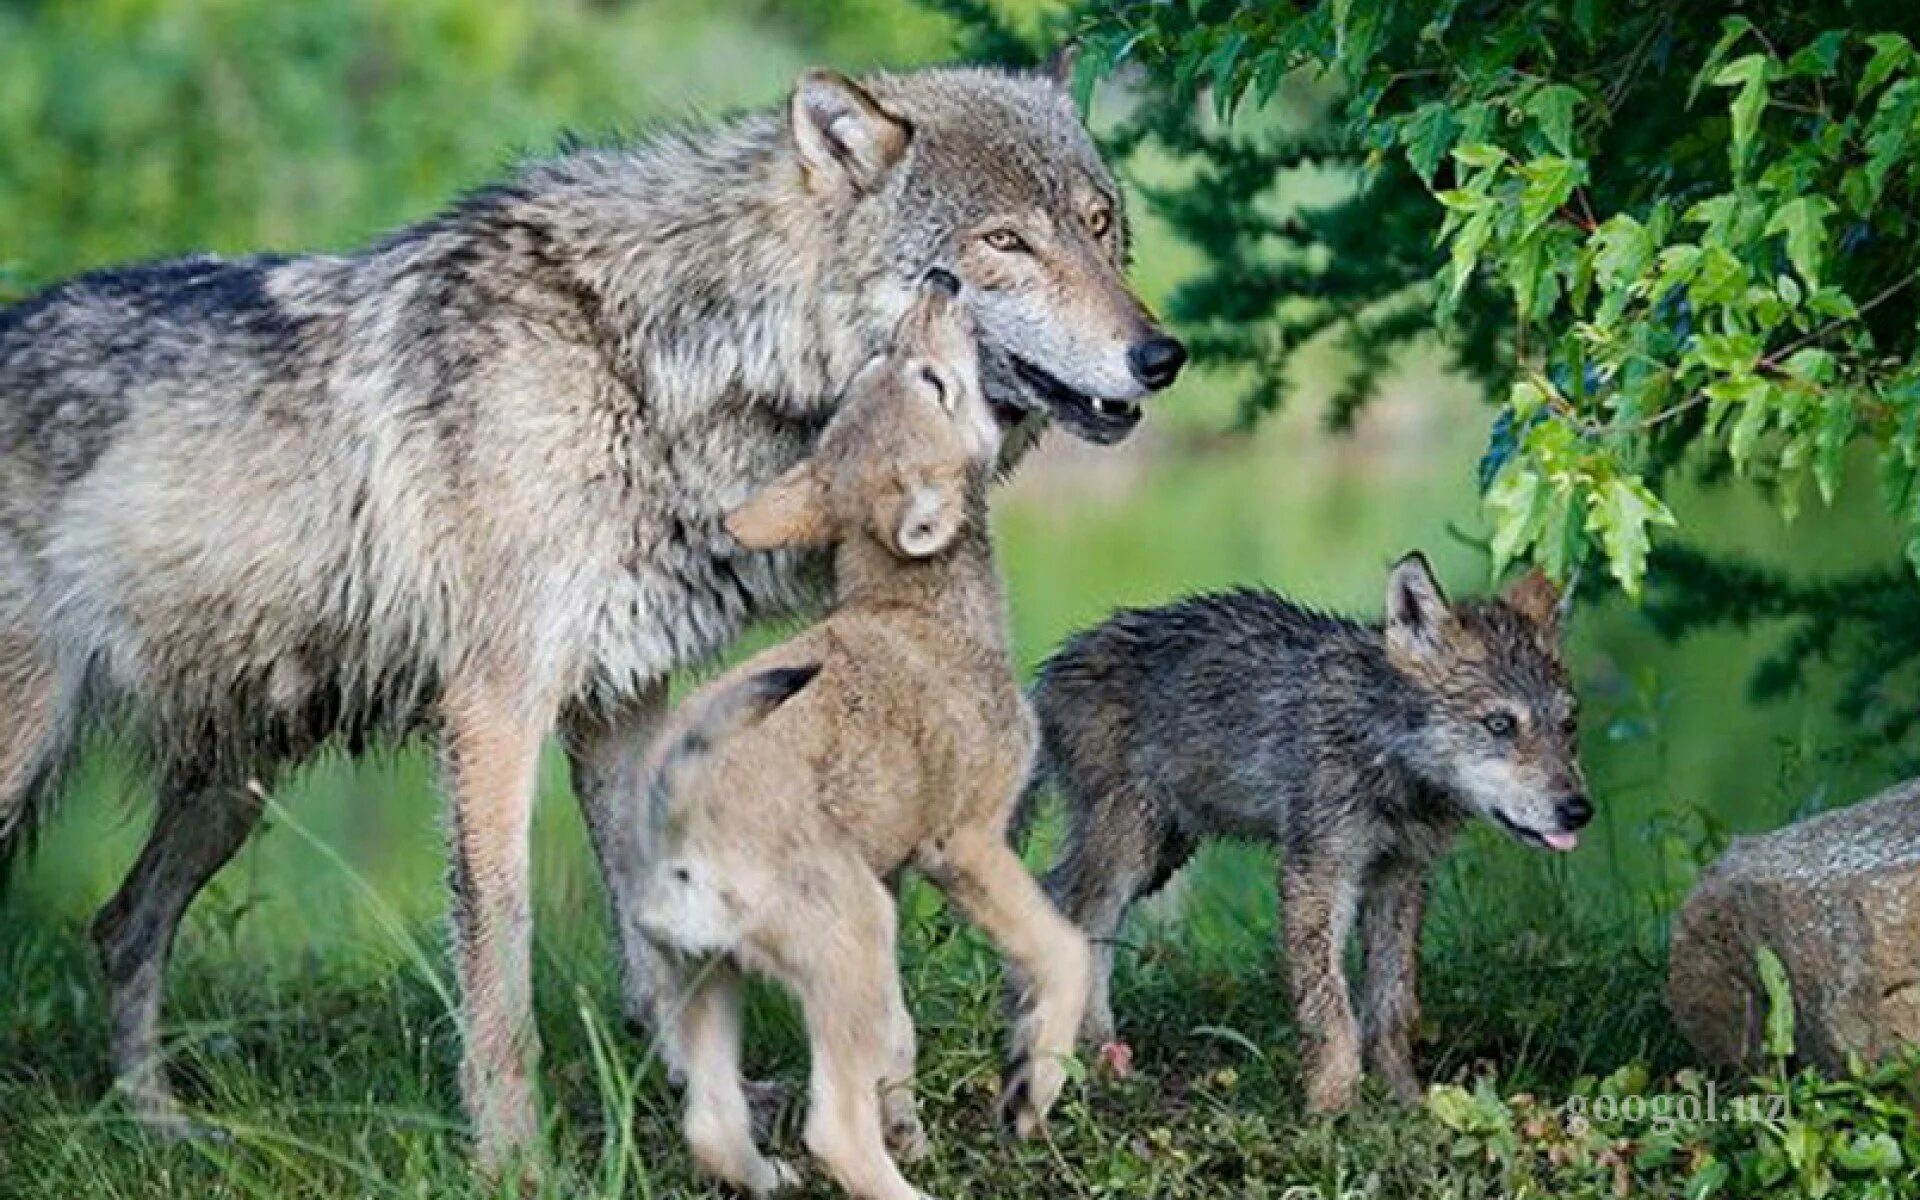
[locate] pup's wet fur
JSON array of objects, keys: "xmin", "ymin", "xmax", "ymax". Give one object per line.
[
  {"xmin": 637, "ymin": 275, "xmax": 1088, "ymax": 1200},
  {"xmin": 1019, "ymin": 555, "xmax": 1589, "ymax": 1110}
]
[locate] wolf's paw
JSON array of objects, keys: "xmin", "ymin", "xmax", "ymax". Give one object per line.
[
  {"xmin": 996, "ymin": 1052, "xmax": 1067, "ymax": 1140},
  {"xmin": 142, "ymin": 1111, "xmax": 231, "ymax": 1144},
  {"xmin": 123, "ymin": 1090, "xmax": 229, "ymax": 1144}
]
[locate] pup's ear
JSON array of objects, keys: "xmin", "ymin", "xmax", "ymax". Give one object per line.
[
  {"xmin": 1042, "ymin": 41, "xmax": 1081, "ymax": 92},
  {"xmin": 1503, "ymin": 567, "xmax": 1563, "ymax": 633},
  {"xmin": 726, "ymin": 462, "xmax": 829, "ymax": 551},
  {"xmin": 790, "ymin": 70, "xmax": 912, "ymax": 196},
  {"xmin": 1384, "ymin": 552, "xmax": 1457, "ymax": 668},
  {"xmin": 889, "ymin": 480, "xmax": 964, "ymax": 559}
]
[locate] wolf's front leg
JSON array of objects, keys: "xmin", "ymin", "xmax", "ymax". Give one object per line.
[
  {"xmin": 562, "ymin": 682, "xmax": 670, "ymax": 1034},
  {"xmin": 1281, "ymin": 855, "xmax": 1363, "ymax": 1113},
  {"xmin": 1359, "ymin": 861, "xmax": 1428, "ymax": 1103},
  {"xmin": 926, "ymin": 827, "xmax": 1091, "ymax": 1139},
  {"xmin": 442, "ymin": 672, "xmax": 555, "ymax": 1177}
]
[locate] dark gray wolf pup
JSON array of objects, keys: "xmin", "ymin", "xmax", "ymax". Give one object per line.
[
  {"xmin": 636, "ymin": 273, "xmax": 1087, "ymax": 1200},
  {"xmin": 1020, "ymin": 555, "xmax": 1589, "ymax": 1111},
  {"xmin": 0, "ymin": 59, "xmax": 1182, "ymax": 1169}
]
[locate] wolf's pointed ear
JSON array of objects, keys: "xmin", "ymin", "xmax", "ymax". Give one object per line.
[
  {"xmin": 889, "ymin": 480, "xmax": 965, "ymax": 559},
  {"xmin": 1043, "ymin": 41, "xmax": 1082, "ymax": 92},
  {"xmin": 791, "ymin": 70, "xmax": 912, "ymax": 196},
  {"xmin": 726, "ymin": 462, "xmax": 830, "ymax": 551},
  {"xmin": 1385, "ymin": 552, "xmax": 1457, "ymax": 668},
  {"xmin": 1503, "ymin": 567, "xmax": 1563, "ymax": 633}
]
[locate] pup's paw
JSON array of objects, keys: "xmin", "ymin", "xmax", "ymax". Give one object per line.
[
  {"xmin": 996, "ymin": 1052, "xmax": 1067, "ymax": 1140},
  {"xmin": 884, "ymin": 1109, "xmax": 931, "ymax": 1164},
  {"xmin": 1303, "ymin": 1065, "xmax": 1362, "ymax": 1115},
  {"xmin": 744, "ymin": 1078, "xmax": 795, "ymax": 1141},
  {"xmin": 1380, "ymin": 1064, "xmax": 1423, "ymax": 1106},
  {"xmin": 759, "ymin": 1157, "xmax": 802, "ymax": 1196}
]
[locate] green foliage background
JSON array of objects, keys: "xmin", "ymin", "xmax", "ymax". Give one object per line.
[{"xmin": 1028, "ymin": 0, "xmax": 1920, "ymax": 760}]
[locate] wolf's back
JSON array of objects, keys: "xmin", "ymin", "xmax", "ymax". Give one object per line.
[{"xmin": 0, "ymin": 252, "xmax": 352, "ymax": 884}]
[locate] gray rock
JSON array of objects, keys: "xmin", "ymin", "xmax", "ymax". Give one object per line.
[{"xmin": 1668, "ymin": 779, "xmax": 1920, "ymax": 1072}]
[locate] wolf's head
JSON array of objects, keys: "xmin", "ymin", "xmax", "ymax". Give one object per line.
[
  {"xmin": 787, "ymin": 60, "xmax": 1185, "ymax": 445},
  {"xmin": 726, "ymin": 270, "xmax": 997, "ymax": 561},
  {"xmin": 1382, "ymin": 553, "xmax": 1593, "ymax": 852}
]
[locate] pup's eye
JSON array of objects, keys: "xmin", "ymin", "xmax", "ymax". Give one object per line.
[
  {"xmin": 983, "ymin": 228, "xmax": 1031, "ymax": 254},
  {"xmin": 919, "ymin": 365, "xmax": 951, "ymax": 410},
  {"xmin": 1087, "ymin": 208, "xmax": 1112, "ymax": 238},
  {"xmin": 1482, "ymin": 712, "xmax": 1518, "ymax": 738},
  {"xmin": 1561, "ymin": 713, "xmax": 1579, "ymax": 736}
]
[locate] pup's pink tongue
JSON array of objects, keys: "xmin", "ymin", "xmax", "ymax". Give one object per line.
[
  {"xmin": 1098, "ymin": 1040, "xmax": 1135, "ymax": 1078},
  {"xmin": 1542, "ymin": 830, "xmax": 1580, "ymax": 852}
]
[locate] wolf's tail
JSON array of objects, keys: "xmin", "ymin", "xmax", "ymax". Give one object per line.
[
  {"xmin": 646, "ymin": 664, "xmax": 821, "ymax": 824},
  {"xmin": 0, "ymin": 669, "xmax": 82, "ymax": 894}
]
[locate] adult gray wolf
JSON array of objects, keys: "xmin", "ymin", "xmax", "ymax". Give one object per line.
[
  {"xmin": 636, "ymin": 272, "xmax": 1087, "ymax": 1200},
  {"xmin": 0, "ymin": 59, "xmax": 1182, "ymax": 1170},
  {"xmin": 1018, "ymin": 556, "xmax": 1589, "ymax": 1112}
]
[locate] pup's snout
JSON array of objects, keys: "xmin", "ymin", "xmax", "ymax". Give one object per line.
[
  {"xmin": 1556, "ymin": 793, "xmax": 1594, "ymax": 830},
  {"xmin": 1128, "ymin": 334, "xmax": 1187, "ymax": 391}
]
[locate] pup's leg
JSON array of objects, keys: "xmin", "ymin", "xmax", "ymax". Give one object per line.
[
  {"xmin": 791, "ymin": 867, "xmax": 924, "ymax": 1200},
  {"xmin": 930, "ymin": 828, "xmax": 1090, "ymax": 1140},
  {"xmin": 1037, "ymin": 780, "xmax": 1189, "ymax": 1054},
  {"xmin": 879, "ymin": 968, "xmax": 928, "ymax": 1164},
  {"xmin": 441, "ymin": 672, "xmax": 554, "ymax": 1176},
  {"xmin": 92, "ymin": 777, "xmax": 262, "ymax": 1133},
  {"xmin": 1359, "ymin": 860, "xmax": 1428, "ymax": 1103},
  {"xmin": 1281, "ymin": 853, "xmax": 1363, "ymax": 1113},
  {"xmin": 666, "ymin": 957, "xmax": 798, "ymax": 1197},
  {"xmin": 561, "ymin": 683, "xmax": 668, "ymax": 1034}
]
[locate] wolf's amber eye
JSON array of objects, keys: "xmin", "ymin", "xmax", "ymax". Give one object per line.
[
  {"xmin": 983, "ymin": 228, "xmax": 1031, "ymax": 254},
  {"xmin": 1483, "ymin": 712, "xmax": 1517, "ymax": 738}
]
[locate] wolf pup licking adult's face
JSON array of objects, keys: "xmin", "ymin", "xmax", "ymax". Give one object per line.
[{"xmin": 789, "ymin": 61, "xmax": 1187, "ymax": 445}]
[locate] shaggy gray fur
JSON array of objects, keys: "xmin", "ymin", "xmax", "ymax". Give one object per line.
[
  {"xmin": 1019, "ymin": 555, "xmax": 1590, "ymax": 1110},
  {"xmin": 0, "ymin": 62, "xmax": 1180, "ymax": 1167}
]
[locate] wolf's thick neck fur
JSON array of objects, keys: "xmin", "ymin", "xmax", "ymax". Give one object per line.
[{"xmin": 479, "ymin": 114, "xmax": 892, "ymax": 422}]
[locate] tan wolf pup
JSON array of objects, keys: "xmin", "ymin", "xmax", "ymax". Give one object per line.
[{"xmin": 634, "ymin": 272, "xmax": 1090, "ymax": 1200}]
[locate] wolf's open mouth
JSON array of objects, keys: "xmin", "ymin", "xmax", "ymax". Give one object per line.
[
  {"xmin": 1493, "ymin": 811, "xmax": 1580, "ymax": 853},
  {"xmin": 1009, "ymin": 355, "xmax": 1143, "ymax": 444}
]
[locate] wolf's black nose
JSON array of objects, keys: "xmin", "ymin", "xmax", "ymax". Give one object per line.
[
  {"xmin": 1129, "ymin": 335, "xmax": 1187, "ymax": 390},
  {"xmin": 1557, "ymin": 794, "xmax": 1594, "ymax": 830},
  {"xmin": 922, "ymin": 268, "xmax": 961, "ymax": 297}
]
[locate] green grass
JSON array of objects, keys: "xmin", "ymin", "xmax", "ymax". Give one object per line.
[{"xmin": 0, "ymin": 775, "xmax": 1672, "ymax": 1200}]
